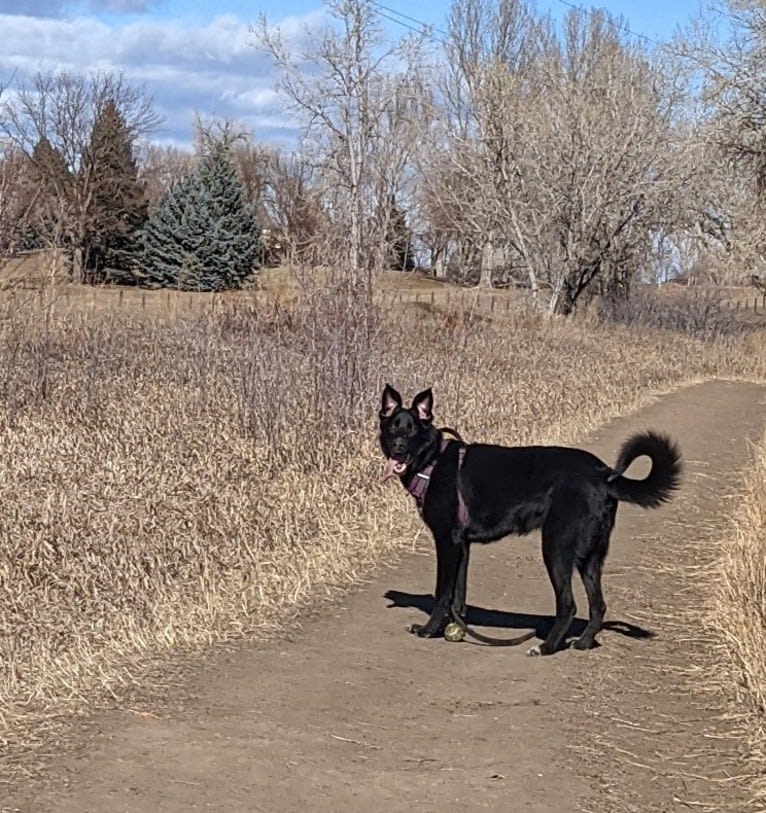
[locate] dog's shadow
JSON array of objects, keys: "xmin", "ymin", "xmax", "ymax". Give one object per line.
[{"xmin": 384, "ymin": 590, "xmax": 654, "ymax": 643}]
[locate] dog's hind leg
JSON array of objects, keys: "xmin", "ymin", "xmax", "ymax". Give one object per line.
[
  {"xmin": 570, "ymin": 553, "xmax": 607, "ymax": 650},
  {"xmin": 410, "ymin": 533, "xmax": 461, "ymax": 638},
  {"xmin": 528, "ymin": 520, "xmax": 577, "ymax": 656},
  {"xmin": 571, "ymin": 502, "xmax": 615, "ymax": 650}
]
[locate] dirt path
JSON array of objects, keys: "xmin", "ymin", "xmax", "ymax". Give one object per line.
[{"xmin": 7, "ymin": 380, "xmax": 765, "ymax": 813}]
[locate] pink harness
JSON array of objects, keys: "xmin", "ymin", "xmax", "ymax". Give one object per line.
[{"xmin": 405, "ymin": 440, "xmax": 469, "ymax": 527}]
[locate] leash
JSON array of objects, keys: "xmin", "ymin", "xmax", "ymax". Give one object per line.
[{"xmin": 450, "ymin": 607, "xmax": 536, "ymax": 647}]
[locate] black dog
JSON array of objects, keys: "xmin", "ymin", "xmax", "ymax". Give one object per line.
[{"xmin": 379, "ymin": 385, "xmax": 682, "ymax": 655}]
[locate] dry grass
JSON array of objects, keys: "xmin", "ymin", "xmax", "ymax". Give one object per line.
[
  {"xmin": 707, "ymin": 430, "xmax": 766, "ymax": 804},
  {"xmin": 0, "ymin": 281, "xmax": 765, "ymax": 773}
]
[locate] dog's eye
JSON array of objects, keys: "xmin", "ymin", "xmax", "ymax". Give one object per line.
[
  {"xmin": 396, "ymin": 419, "xmax": 415, "ymax": 436},
  {"xmin": 392, "ymin": 415, "xmax": 416, "ymax": 435}
]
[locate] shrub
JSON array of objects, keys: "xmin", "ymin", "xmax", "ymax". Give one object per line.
[{"xmin": 600, "ymin": 286, "xmax": 745, "ymax": 340}]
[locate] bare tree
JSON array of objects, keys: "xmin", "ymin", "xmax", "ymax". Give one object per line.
[
  {"xmin": 255, "ymin": 149, "xmax": 330, "ymax": 265},
  {"xmin": 674, "ymin": 0, "xmax": 766, "ymax": 282},
  {"xmin": 418, "ymin": 0, "xmax": 542, "ymax": 288},
  {"xmin": 0, "ymin": 79, "xmax": 29, "ymax": 259},
  {"xmin": 421, "ymin": 1, "xmax": 688, "ymax": 313},
  {"xmin": 228, "ymin": 141, "xmax": 330, "ymax": 266},
  {"xmin": 137, "ymin": 143, "xmax": 195, "ymax": 208},
  {"xmin": 692, "ymin": 1, "xmax": 766, "ymax": 189},
  {"xmin": 255, "ymin": 0, "xmax": 428, "ymax": 293}
]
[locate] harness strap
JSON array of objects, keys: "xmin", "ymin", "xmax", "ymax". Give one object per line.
[
  {"xmin": 406, "ymin": 439, "xmax": 469, "ymax": 527},
  {"xmin": 456, "ymin": 445, "xmax": 468, "ymax": 527}
]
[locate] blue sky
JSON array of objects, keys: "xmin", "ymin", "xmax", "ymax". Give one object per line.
[{"xmin": 0, "ymin": 0, "xmax": 703, "ymax": 148}]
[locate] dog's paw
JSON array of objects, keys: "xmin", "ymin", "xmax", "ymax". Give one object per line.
[
  {"xmin": 408, "ymin": 623, "xmax": 442, "ymax": 638},
  {"xmin": 569, "ymin": 638, "xmax": 585, "ymax": 651},
  {"xmin": 569, "ymin": 637, "xmax": 598, "ymax": 651},
  {"xmin": 526, "ymin": 644, "xmax": 542, "ymax": 657}
]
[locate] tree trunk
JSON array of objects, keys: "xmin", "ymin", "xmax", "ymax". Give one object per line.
[
  {"xmin": 71, "ymin": 246, "xmax": 83, "ymax": 283},
  {"xmin": 479, "ymin": 231, "xmax": 494, "ymax": 288}
]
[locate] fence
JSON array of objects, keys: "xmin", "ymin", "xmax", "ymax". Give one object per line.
[
  {"xmin": 377, "ymin": 288, "xmax": 525, "ymax": 314},
  {"xmin": 726, "ymin": 293, "xmax": 766, "ymax": 314},
  {"xmin": 3, "ymin": 280, "xmax": 766, "ymax": 323}
]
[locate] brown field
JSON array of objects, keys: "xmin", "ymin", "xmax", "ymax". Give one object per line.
[{"xmin": 1, "ymin": 275, "xmax": 766, "ymax": 800}]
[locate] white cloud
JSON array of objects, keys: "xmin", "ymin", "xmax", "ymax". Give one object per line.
[{"xmin": 0, "ymin": 10, "xmax": 325, "ymax": 147}]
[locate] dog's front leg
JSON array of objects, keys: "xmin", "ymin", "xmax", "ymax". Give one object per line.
[
  {"xmin": 410, "ymin": 533, "xmax": 461, "ymax": 638},
  {"xmin": 453, "ymin": 541, "xmax": 470, "ymax": 619}
]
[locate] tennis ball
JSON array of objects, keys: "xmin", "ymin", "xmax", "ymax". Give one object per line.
[{"xmin": 444, "ymin": 622, "xmax": 466, "ymax": 643}]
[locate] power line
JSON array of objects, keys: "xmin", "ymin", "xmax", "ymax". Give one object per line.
[
  {"xmin": 553, "ymin": 0, "xmax": 663, "ymax": 47},
  {"xmin": 372, "ymin": 0, "xmax": 663, "ymax": 49},
  {"xmin": 375, "ymin": 8, "xmax": 439, "ymax": 39},
  {"xmin": 374, "ymin": 2, "xmax": 449, "ymax": 39}
]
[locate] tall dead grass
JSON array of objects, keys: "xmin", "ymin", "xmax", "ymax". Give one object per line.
[
  {"xmin": 0, "ymin": 284, "xmax": 765, "ymax": 770},
  {"xmin": 710, "ymin": 430, "xmax": 766, "ymax": 803}
]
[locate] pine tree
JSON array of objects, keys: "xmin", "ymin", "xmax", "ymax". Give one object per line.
[
  {"xmin": 27, "ymin": 137, "xmax": 73, "ymax": 246},
  {"xmin": 140, "ymin": 144, "xmax": 261, "ymax": 291},
  {"xmin": 30, "ymin": 136, "xmax": 71, "ymax": 193},
  {"xmin": 81, "ymin": 99, "xmax": 147, "ymax": 282},
  {"xmin": 385, "ymin": 197, "xmax": 415, "ymax": 271}
]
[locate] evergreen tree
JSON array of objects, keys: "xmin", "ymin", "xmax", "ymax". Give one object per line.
[
  {"xmin": 27, "ymin": 137, "xmax": 73, "ymax": 246},
  {"xmin": 81, "ymin": 99, "xmax": 147, "ymax": 282},
  {"xmin": 30, "ymin": 136, "xmax": 71, "ymax": 193},
  {"xmin": 385, "ymin": 196, "xmax": 415, "ymax": 271},
  {"xmin": 141, "ymin": 144, "xmax": 261, "ymax": 291}
]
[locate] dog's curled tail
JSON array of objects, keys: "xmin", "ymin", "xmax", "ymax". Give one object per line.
[{"xmin": 607, "ymin": 431, "xmax": 682, "ymax": 509}]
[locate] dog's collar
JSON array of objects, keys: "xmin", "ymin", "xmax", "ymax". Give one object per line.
[{"xmin": 406, "ymin": 439, "xmax": 469, "ymax": 527}]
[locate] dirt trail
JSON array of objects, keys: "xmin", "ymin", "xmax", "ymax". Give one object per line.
[{"xmin": 7, "ymin": 380, "xmax": 766, "ymax": 813}]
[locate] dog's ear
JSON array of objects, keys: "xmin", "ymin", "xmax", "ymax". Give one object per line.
[
  {"xmin": 380, "ymin": 384, "xmax": 403, "ymax": 418},
  {"xmin": 411, "ymin": 388, "xmax": 434, "ymax": 423}
]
